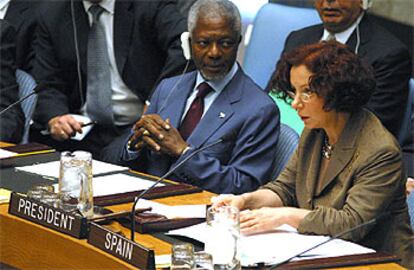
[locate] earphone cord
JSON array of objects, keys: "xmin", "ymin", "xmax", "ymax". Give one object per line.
[
  {"xmin": 71, "ymin": 0, "xmax": 84, "ymax": 105},
  {"xmin": 150, "ymin": 59, "xmax": 191, "ymax": 113}
]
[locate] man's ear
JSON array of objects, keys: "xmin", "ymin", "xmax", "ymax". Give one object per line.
[{"xmin": 238, "ymin": 35, "xmax": 242, "ymax": 45}]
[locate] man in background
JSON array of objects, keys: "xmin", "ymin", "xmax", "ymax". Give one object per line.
[
  {"xmin": 267, "ymin": 0, "xmax": 411, "ymax": 138},
  {"xmin": 1, "ymin": 0, "xmax": 41, "ymax": 72},
  {"xmin": 0, "ymin": 19, "xmax": 24, "ymax": 143},
  {"xmin": 118, "ymin": 0, "xmax": 280, "ymax": 194},
  {"xmin": 31, "ymin": 0, "xmax": 188, "ymax": 162}
]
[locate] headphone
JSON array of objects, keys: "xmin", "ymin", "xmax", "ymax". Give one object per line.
[
  {"xmin": 362, "ymin": 0, "xmax": 373, "ymax": 10},
  {"xmin": 180, "ymin": 31, "xmax": 191, "ymax": 60}
]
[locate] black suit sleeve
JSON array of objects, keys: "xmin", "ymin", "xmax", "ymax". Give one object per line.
[
  {"xmin": 0, "ymin": 20, "xmax": 25, "ymax": 143},
  {"xmin": 151, "ymin": 0, "xmax": 191, "ymax": 86},
  {"xmin": 32, "ymin": 4, "xmax": 73, "ymax": 127},
  {"xmin": 366, "ymin": 47, "xmax": 411, "ymax": 137}
]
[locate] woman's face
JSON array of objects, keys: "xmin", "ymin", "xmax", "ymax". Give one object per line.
[{"xmin": 290, "ymin": 65, "xmax": 336, "ymax": 129}]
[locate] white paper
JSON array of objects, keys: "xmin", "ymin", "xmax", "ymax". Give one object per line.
[
  {"xmin": 16, "ymin": 160, "xmax": 128, "ymax": 179},
  {"xmin": 137, "ymin": 199, "xmax": 206, "ymax": 219},
  {"xmin": 0, "ymin": 149, "xmax": 17, "ymax": 159},
  {"xmin": 155, "ymin": 254, "xmax": 171, "ymax": 268},
  {"xmin": 92, "ymin": 174, "xmax": 165, "ymax": 196},
  {"xmin": 168, "ymin": 223, "xmax": 375, "ymax": 267},
  {"xmin": 52, "ymin": 173, "xmax": 164, "ymax": 196},
  {"xmin": 69, "ymin": 114, "xmax": 94, "ymax": 141}
]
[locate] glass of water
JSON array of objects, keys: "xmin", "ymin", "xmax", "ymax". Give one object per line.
[
  {"xmin": 205, "ymin": 206, "xmax": 241, "ymax": 270},
  {"xmin": 194, "ymin": 251, "xmax": 213, "ymax": 270},
  {"xmin": 171, "ymin": 243, "xmax": 195, "ymax": 270},
  {"xmin": 58, "ymin": 151, "xmax": 93, "ymax": 218}
]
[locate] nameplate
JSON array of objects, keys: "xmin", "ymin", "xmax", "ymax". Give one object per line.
[
  {"xmin": 88, "ymin": 222, "xmax": 155, "ymax": 270},
  {"xmin": 8, "ymin": 192, "xmax": 88, "ymax": 238}
]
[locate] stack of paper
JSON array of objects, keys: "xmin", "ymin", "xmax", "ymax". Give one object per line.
[
  {"xmin": 16, "ymin": 160, "xmax": 128, "ymax": 178},
  {"xmin": 0, "ymin": 149, "xmax": 17, "ymax": 159},
  {"xmin": 168, "ymin": 223, "xmax": 375, "ymax": 266}
]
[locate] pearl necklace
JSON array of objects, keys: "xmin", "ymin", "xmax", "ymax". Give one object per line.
[{"xmin": 322, "ymin": 137, "xmax": 334, "ymax": 159}]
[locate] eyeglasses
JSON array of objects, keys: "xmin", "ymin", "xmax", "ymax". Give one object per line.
[{"xmin": 286, "ymin": 90, "xmax": 315, "ymax": 104}]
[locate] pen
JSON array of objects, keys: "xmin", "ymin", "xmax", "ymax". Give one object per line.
[{"xmin": 81, "ymin": 121, "xmax": 98, "ymax": 128}]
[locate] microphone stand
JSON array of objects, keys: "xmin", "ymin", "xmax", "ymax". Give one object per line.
[
  {"xmin": 0, "ymin": 83, "xmax": 44, "ymax": 117},
  {"xmin": 130, "ymin": 138, "xmax": 224, "ymax": 242},
  {"xmin": 268, "ymin": 212, "xmax": 390, "ymax": 269}
]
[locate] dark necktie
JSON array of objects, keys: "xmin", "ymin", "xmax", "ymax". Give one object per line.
[
  {"xmin": 86, "ymin": 5, "xmax": 113, "ymax": 126},
  {"xmin": 179, "ymin": 82, "xmax": 213, "ymax": 141}
]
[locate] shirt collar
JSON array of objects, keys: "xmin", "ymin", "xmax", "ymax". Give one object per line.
[
  {"xmin": 195, "ymin": 63, "xmax": 239, "ymax": 94},
  {"xmin": 83, "ymin": 0, "xmax": 114, "ymax": 15},
  {"xmin": 0, "ymin": 0, "xmax": 10, "ymax": 11},
  {"xmin": 321, "ymin": 13, "xmax": 364, "ymax": 44}
]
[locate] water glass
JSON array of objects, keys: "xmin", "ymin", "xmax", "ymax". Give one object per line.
[
  {"xmin": 194, "ymin": 251, "xmax": 213, "ymax": 270},
  {"xmin": 58, "ymin": 151, "xmax": 93, "ymax": 218},
  {"xmin": 171, "ymin": 243, "xmax": 195, "ymax": 270},
  {"xmin": 205, "ymin": 206, "xmax": 240, "ymax": 270},
  {"xmin": 41, "ymin": 192, "xmax": 60, "ymax": 208},
  {"xmin": 27, "ymin": 184, "xmax": 55, "ymax": 201}
]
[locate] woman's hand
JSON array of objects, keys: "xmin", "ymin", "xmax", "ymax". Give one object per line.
[
  {"xmin": 211, "ymin": 194, "xmax": 247, "ymax": 211},
  {"xmin": 240, "ymin": 207, "xmax": 310, "ymax": 235}
]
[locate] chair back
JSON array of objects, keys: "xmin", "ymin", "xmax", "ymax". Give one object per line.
[
  {"xmin": 407, "ymin": 191, "xmax": 414, "ymax": 229},
  {"xmin": 271, "ymin": 123, "xmax": 299, "ymax": 178},
  {"xmin": 243, "ymin": 3, "xmax": 320, "ymax": 89},
  {"xmin": 16, "ymin": 69, "xmax": 37, "ymax": 143},
  {"xmin": 399, "ymin": 78, "xmax": 414, "ymax": 145},
  {"xmin": 242, "ymin": 3, "xmax": 319, "ymax": 135}
]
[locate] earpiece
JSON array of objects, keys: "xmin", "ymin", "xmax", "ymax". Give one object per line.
[
  {"xmin": 362, "ymin": 0, "xmax": 373, "ymax": 10},
  {"xmin": 180, "ymin": 32, "xmax": 191, "ymax": 61}
]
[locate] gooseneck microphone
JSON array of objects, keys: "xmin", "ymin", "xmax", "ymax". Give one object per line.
[
  {"xmin": 130, "ymin": 131, "xmax": 236, "ymax": 241},
  {"xmin": 0, "ymin": 83, "xmax": 45, "ymax": 117},
  {"xmin": 268, "ymin": 212, "xmax": 391, "ymax": 269}
]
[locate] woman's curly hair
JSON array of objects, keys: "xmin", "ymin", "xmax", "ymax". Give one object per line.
[{"xmin": 269, "ymin": 41, "xmax": 376, "ymax": 113}]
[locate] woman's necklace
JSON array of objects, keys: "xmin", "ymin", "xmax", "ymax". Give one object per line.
[{"xmin": 322, "ymin": 137, "xmax": 334, "ymax": 159}]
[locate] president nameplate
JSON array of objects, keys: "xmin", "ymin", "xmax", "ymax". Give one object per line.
[
  {"xmin": 88, "ymin": 223, "xmax": 155, "ymax": 270},
  {"xmin": 8, "ymin": 192, "xmax": 88, "ymax": 238}
]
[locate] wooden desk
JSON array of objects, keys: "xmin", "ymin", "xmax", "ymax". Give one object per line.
[
  {"xmin": 0, "ymin": 144, "xmax": 405, "ymax": 270},
  {"xmin": 0, "ymin": 196, "xmax": 405, "ymax": 270},
  {"xmin": 0, "ymin": 192, "xmax": 213, "ymax": 270}
]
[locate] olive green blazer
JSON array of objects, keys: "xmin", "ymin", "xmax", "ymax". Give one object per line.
[{"xmin": 263, "ymin": 109, "xmax": 413, "ymax": 268}]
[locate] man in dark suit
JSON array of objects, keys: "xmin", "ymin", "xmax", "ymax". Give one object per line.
[
  {"xmin": 31, "ymin": 0, "xmax": 188, "ymax": 161},
  {"xmin": 117, "ymin": 0, "xmax": 280, "ymax": 194},
  {"xmin": 0, "ymin": 19, "xmax": 24, "ymax": 143},
  {"xmin": 267, "ymin": 0, "xmax": 411, "ymax": 138},
  {"xmin": 2, "ymin": 0, "xmax": 40, "ymax": 72}
]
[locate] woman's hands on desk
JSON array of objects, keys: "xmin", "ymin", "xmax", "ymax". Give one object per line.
[
  {"xmin": 212, "ymin": 191, "xmax": 310, "ymax": 235},
  {"xmin": 240, "ymin": 207, "xmax": 310, "ymax": 235},
  {"xmin": 129, "ymin": 114, "xmax": 189, "ymax": 157}
]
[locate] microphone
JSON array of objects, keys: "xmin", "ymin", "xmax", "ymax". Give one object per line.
[
  {"xmin": 130, "ymin": 132, "xmax": 236, "ymax": 241},
  {"xmin": 0, "ymin": 83, "xmax": 45, "ymax": 117},
  {"xmin": 268, "ymin": 212, "xmax": 391, "ymax": 269}
]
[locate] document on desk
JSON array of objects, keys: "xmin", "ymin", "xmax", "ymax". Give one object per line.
[
  {"xmin": 92, "ymin": 174, "xmax": 166, "ymax": 197},
  {"xmin": 168, "ymin": 223, "xmax": 375, "ymax": 266},
  {"xmin": 0, "ymin": 149, "xmax": 17, "ymax": 159},
  {"xmin": 50, "ymin": 173, "xmax": 165, "ymax": 196},
  {"xmin": 136, "ymin": 199, "xmax": 206, "ymax": 219},
  {"xmin": 16, "ymin": 160, "xmax": 128, "ymax": 179}
]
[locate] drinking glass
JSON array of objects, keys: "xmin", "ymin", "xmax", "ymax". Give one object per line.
[
  {"xmin": 27, "ymin": 184, "xmax": 55, "ymax": 201},
  {"xmin": 194, "ymin": 251, "xmax": 213, "ymax": 270},
  {"xmin": 58, "ymin": 151, "xmax": 93, "ymax": 217},
  {"xmin": 171, "ymin": 243, "xmax": 195, "ymax": 270},
  {"xmin": 205, "ymin": 206, "xmax": 241, "ymax": 270},
  {"xmin": 41, "ymin": 192, "xmax": 60, "ymax": 208}
]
